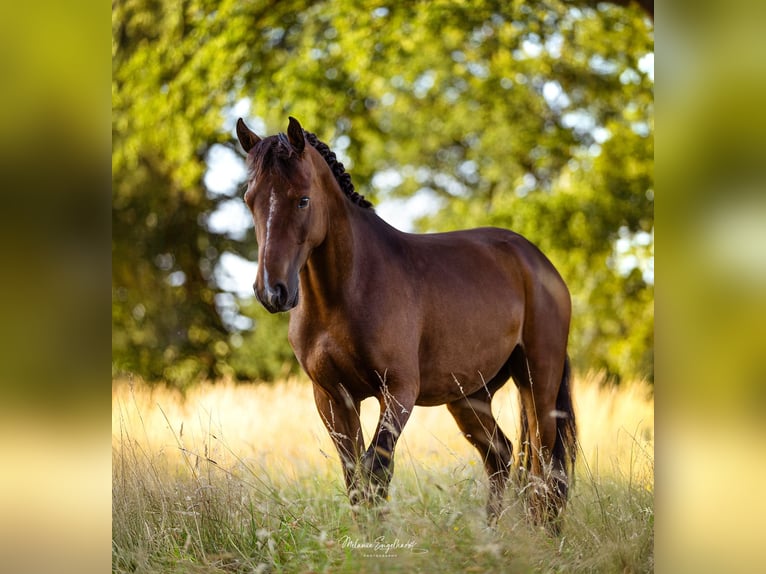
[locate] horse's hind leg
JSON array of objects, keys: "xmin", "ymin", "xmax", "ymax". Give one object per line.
[
  {"xmin": 510, "ymin": 345, "xmax": 570, "ymax": 530},
  {"xmin": 447, "ymin": 386, "xmax": 513, "ymax": 525}
]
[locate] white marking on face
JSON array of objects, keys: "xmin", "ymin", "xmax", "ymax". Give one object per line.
[
  {"xmin": 265, "ymin": 187, "xmax": 277, "ymax": 247},
  {"xmin": 260, "ymin": 187, "xmax": 277, "ymax": 279}
]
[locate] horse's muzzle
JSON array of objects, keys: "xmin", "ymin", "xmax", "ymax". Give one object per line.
[{"xmin": 256, "ymin": 281, "xmax": 298, "ymax": 313}]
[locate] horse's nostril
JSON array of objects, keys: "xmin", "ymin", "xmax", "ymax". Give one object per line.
[{"xmin": 273, "ymin": 282, "xmax": 288, "ymax": 306}]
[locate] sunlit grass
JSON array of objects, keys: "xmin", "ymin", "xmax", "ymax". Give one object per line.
[{"xmin": 112, "ymin": 373, "xmax": 653, "ymax": 573}]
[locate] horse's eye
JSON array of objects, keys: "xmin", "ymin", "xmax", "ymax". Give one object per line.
[{"xmin": 298, "ymin": 196, "xmax": 310, "ymax": 209}]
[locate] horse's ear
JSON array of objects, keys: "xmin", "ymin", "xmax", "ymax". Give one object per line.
[
  {"xmin": 287, "ymin": 116, "xmax": 305, "ymax": 154},
  {"xmin": 236, "ymin": 118, "xmax": 261, "ymax": 153}
]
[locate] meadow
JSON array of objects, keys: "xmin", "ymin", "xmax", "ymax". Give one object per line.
[{"xmin": 112, "ymin": 373, "xmax": 653, "ymax": 573}]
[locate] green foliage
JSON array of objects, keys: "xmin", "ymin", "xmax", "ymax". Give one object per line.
[
  {"xmin": 113, "ymin": 0, "xmax": 653, "ymax": 385},
  {"xmin": 226, "ymin": 300, "xmax": 301, "ymax": 382}
]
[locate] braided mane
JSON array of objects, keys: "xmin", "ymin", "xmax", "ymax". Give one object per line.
[{"xmin": 304, "ymin": 131, "xmax": 373, "ymax": 209}]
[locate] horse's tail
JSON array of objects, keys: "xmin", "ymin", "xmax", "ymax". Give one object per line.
[{"xmin": 552, "ymin": 356, "xmax": 577, "ymax": 500}]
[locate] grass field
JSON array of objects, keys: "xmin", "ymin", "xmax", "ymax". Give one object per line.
[{"xmin": 112, "ymin": 373, "xmax": 653, "ymax": 573}]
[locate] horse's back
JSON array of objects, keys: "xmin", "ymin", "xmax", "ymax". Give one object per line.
[
  {"xmin": 393, "ymin": 226, "xmax": 568, "ymax": 402},
  {"xmin": 403, "ymin": 226, "xmax": 566, "ymax": 299}
]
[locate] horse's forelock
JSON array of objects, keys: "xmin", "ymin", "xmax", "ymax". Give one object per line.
[
  {"xmin": 248, "ymin": 134, "xmax": 298, "ymax": 181},
  {"xmin": 246, "ymin": 128, "xmax": 373, "ymax": 209}
]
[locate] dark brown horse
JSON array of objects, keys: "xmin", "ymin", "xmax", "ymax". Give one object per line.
[{"xmin": 236, "ymin": 117, "xmax": 576, "ymax": 530}]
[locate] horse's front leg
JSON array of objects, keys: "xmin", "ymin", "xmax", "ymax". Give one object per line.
[
  {"xmin": 312, "ymin": 384, "xmax": 365, "ymax": 505},
  {"xmin": 360, "ymin": 383, "xmax": 416, "ymax": 503}
]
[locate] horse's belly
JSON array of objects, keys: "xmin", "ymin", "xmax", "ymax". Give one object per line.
[{"xmin": 415, "ymin": 319, "xmax": 520, "ymax": 406}]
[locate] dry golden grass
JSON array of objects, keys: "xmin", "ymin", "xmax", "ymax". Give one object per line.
[
  {"xmin": 112, "ymin": 373, "xmax": 653, "ymax": 573},
  {"xmin": 112, "ymin": 372, "xmax": 653, "ymax": 482}
]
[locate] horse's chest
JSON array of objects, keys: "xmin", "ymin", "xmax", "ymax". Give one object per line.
[{"xmin": 289, "ymin": 319, "xmax": 376, "ymax": 397}]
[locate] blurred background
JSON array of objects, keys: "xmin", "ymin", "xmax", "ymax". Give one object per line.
[
  {"xmin": 5, "ymin": 0, "xmax": 766, "ymax": 571},
  {"xmin": 111, "ymin": 0, "xmax": 654, "ymax": 389}
]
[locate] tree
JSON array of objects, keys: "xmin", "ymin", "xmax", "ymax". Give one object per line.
[{"xmin": 113, "ymin": 0, "xmax": 653, "ymax": 385}]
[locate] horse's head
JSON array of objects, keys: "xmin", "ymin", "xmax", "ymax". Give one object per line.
[{"xmin": 236, "ymin": 117, "xmax": 329, "ymax": 313}]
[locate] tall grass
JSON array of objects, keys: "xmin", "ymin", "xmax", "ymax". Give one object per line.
[{"xmin": 112, "ymin": 373, "xmax": 653, "ymax": 573}]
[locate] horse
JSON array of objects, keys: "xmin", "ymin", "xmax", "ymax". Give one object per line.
[{"xmin": 236, "ymin": 116, "xmax": 576, "ymax": 531}]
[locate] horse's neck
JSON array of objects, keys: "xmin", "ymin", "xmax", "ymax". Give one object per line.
[{"xmin": 303, "ymin": 203, "xmax": 393, "ymax": 305}]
